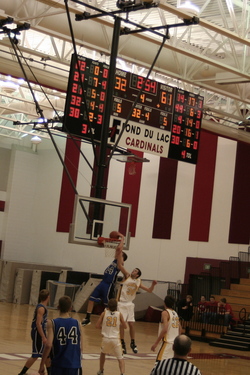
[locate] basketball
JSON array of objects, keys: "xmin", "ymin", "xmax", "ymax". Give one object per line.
[{"xmin": 109, "ymin": 231, "xmax": 120, "ymax": 239}]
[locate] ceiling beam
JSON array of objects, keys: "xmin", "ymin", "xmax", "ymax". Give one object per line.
[{"xmin": 159, "ymin": 3, "xmax": 250, "ymax": 47}]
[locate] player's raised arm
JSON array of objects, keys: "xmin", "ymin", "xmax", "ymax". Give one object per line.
[
  {"xmin": 117, "ymin": 250, "xmax": 129, "ymax": 279},
  {"xmin": 140, "ymin": 280, "xmax": 157, "ymax": 293},
  {"xmin": 114, "ymin": 232, "xmax": 125, "ymax": 257}
]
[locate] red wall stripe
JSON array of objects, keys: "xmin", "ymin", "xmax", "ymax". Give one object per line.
[
  {"xmin": 121, "ymin": 150, "xmax": 143, "ymax": 237},
  {"xmin": 57, "ymin": 136, "xmax": 81, "ymax": 232},
  {"xmin": 189, "ymin": 130, "xmax": 218, "ymax": 241},
  {"xmin": 152, "ymin": 157, "xmax": 178, "ymax": 239},
  {"xmin": 229, "ymin": 142, "xmax": 250, "ymax": 244},
  {"xmin": 0, "ymin": 200, "xmax": 5, "ymax": 212}
]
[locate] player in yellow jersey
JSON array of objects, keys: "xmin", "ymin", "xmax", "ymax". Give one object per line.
[
  {"xmin": 96, "ymin": 298, "xmax": 127, "ymax": 375},
  {"xmin": 117, "ymin": 264, "xmax": 157, "ymax": 354},
  {"xmin": 151, "ymin": 295, "xmax": 182, "ymax": 361}
]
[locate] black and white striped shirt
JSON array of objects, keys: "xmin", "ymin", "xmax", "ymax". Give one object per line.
[{"xmin": 150, "ymin": 358, "xmax": 201, "ymax": 375}]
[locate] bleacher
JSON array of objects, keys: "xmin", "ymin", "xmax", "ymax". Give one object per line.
[
  {"xmin": 179, "ymin": 249, "xmax": 250, "ymax": 349},
  {"xmin": 214, "ymin": 278, "xmax": 250, "ymax": 318}
]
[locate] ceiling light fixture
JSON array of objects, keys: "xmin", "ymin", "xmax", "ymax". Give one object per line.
[
  {"xmin": 0, "ymin": 78, "xmax": 19, "ymax": 93},
  {"xmin": 31, "ymin": 135, "xmax": 42, "ymax": 144},
  {"xmin": 177, "ymin": 1, "xmax": 200, "ymax": 17},
  {"xmin": 31, "ymin": 135, "xmax": 42, "ymax": 152}
]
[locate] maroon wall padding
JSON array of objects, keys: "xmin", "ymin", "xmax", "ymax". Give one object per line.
[
  {"xmin": 121, "ymin": 150, "xmax": 143, "ymax": 237},
  {"xmin": 57, "ymin": 136, "xmax": 81, "ymax": 232},
  {"xmin": 189, "ymin": 130, "xmax": 218, "ymax": 242},
  {"xmin": 144, "ymin": 306, "xmax": 162, "ymax": 322},
  {"xmin": 229, "ymin": 142, "xmax": 250, "ymax": 244},
  {"xmin": 152, "ymin": 157, "xmax": 178, "ymax": 239},
  {"xmin": 0, "ymin": 200, "xmax": 5, "ymax": 211},
  {"xmin": 184, "ymin": 257, "xmax": 225, "ymax": 284}
]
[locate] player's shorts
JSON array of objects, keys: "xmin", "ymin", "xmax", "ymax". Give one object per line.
[
  {"xmin": 51, "ymin": 367, "xmax": 82, "ymax": 375},
  {"xmin": 89, "ymin": 281, "xmax": 112, "ymax": 305},
  {"xmin": 101, "ymin": 337, "xmax": 123, "ymax": 359},
  {"xmin": 118, "ymin": 302, "xmax": 135, "ymax": 322},
  {"xmin": 156, "ymin": 341, "xmax": 174, "ymax": 361},
  {"xmin": 31, "ymin": 330, "xmax": 44, "ymax": 358}
]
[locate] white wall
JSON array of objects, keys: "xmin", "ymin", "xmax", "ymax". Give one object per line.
[{"xmin": 0, "ymin": 135, "xmax": 247, "ymax": 283}]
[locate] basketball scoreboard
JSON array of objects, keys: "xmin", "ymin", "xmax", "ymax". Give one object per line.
[{"xmin": 63, "ymin": 54, "xmax": 204, "ymax": 164}]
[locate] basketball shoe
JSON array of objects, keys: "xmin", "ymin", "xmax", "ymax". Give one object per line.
[
  {"xmin": 130, "ymin": 341, "xmax": 138, "ymax": 353},
  {"xmin": 81, "ymin": 317, "xmax": 91, "ymax": 326}
]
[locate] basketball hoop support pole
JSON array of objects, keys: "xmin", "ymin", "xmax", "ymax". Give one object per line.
[{"xmin": 95, "ymin": 16, "xmax": 121, "ymax": 200}]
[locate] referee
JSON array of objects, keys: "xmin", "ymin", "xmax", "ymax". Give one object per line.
[{"xmin": 150, "ymin": 334, "xmax": 201, "ymax": 375}]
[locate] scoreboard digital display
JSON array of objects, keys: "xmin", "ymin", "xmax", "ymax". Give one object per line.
[
  {"xmin": 63, "ymin": 54, "xmax": 203, "ymax": 164},
  {"xmin": 63, "ymin": 55, "xmax": 109, "ymax": 141},
  {"xmin": 168, "ymin": 89, "xmax": 203, "ymax": 163}
]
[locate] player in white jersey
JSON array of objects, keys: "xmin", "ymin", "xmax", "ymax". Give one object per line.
[
  {"xmin": 151, "ymin": 295, "xmax": 182, "ymax": 361},
  {"xmin": 117, "ymin": 265, "xmax": 157, "ymax": 354},
  {"xmin": 96, "ymin": 298, "xmax": 127, "ymax": 375}
]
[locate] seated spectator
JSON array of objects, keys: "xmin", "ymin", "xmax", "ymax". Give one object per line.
[
  {"xmin": 197, "ymin": 295, "xmax": 207, "ymax": 322},
  {"xmin": 217, "ymin": 298, "xmax": 234, "ymax": 327},
  {"xmin": 178, "ymin": 295, "xmax": 193, "ymax": 321},
  {"xmin": 204, "ymin": 295, "xmax": 218, "ymax": 324},
  {"xmin": 150, "ymin": 334, "xmax": 201, "ymax": 375}
]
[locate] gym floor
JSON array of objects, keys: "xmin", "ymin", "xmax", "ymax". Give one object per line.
[{"xmin": 1, "ymin": 302, "xmax": 249, "ymax": 375}]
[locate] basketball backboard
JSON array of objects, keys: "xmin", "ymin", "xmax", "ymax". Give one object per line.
[{"xmin": 69, "ymin": 195, "xmax": 131, "ymax": 249}]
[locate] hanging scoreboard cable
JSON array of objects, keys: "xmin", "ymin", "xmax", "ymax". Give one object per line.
[{"xmin": 63, "ymin": 54, "xmax": 204, "ymax": 164}]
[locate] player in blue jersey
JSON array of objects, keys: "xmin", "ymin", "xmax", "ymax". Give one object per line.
[
  {"xmin": 18, "ymin": 289, "xmax": 51, "ymax": 375},
  {"xmin": 82, "ymin": 232, "xmax": 127, "ymax": 326},
  {"xmin": 38, "ymin": 295, "xmax": 83, "ymax": 375}
]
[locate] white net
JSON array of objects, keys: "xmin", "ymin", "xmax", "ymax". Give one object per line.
[
  {"xmin": 97, "ymin": 236, "xmax": 121, "ymax": 257},
  {"xmin": 103, "ymin": 239, "xmax": 120, "ymax": 257}
]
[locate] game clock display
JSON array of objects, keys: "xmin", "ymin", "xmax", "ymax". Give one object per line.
[{"xmin": 63, "ymin": 54, "xmax": 203, "ymax": 164}]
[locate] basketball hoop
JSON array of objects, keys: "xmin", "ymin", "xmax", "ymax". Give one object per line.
[
  {"xmin": 97, "ymin": 236, "xmax": 121, "ymax": 257},
  {"xmin": 113, "ymin": 153, "xmax": 150, "ymax": 177}
]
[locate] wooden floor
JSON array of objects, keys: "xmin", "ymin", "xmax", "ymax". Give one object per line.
[{"xmin": 1, "ymin": 302, "xmax": 250, "ymax": 375}]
